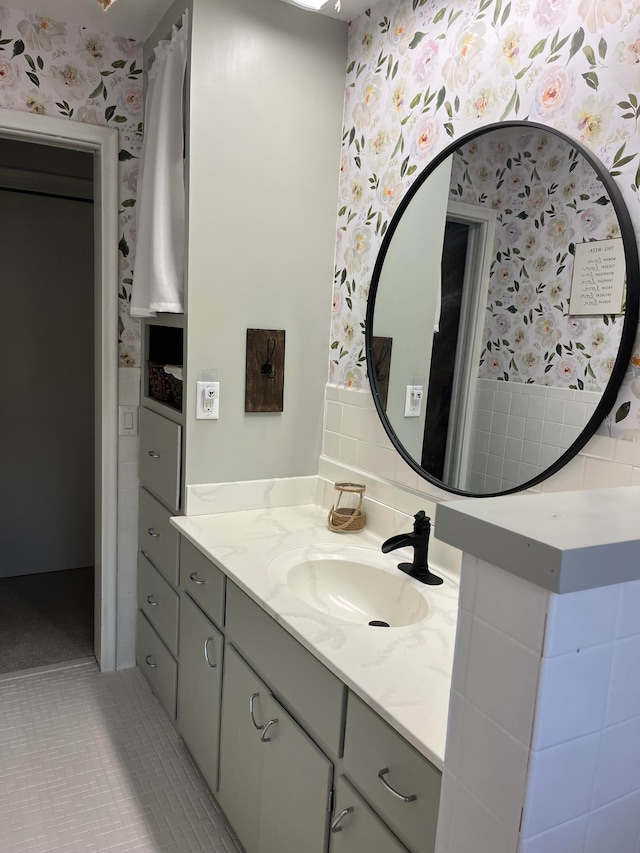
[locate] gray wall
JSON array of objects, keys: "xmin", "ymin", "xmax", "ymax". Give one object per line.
[
  {"xmin": 0, "ymin": 188, "xmax": 94, "ymax": 577},
  {"xmin": 183, "ymin": 0, "xmax": 347, "ymax": 485}
]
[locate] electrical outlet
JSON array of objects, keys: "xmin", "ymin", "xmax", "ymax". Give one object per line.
[
  {"xmin": 404, "ymin": 385, "xmax": 424, "ymax": 417},
  {"xmin": 196, "ymin": 381, "xmax": 219, "ymax": 419}
]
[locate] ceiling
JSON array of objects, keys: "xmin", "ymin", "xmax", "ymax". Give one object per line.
[{"xmin": 7, "ymin": 0, "xmax": 178, "ymax": 41}]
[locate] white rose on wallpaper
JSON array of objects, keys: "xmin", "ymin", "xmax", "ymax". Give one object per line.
[
  {"xmin": 78, "ymin": 33, "xmax": 106, "ymax": 66},
  {"xmin": 412, "ymin": 39, "xmax": 439, "ymax": 83},
  {"xmin": 17, "ymin": 15, "xmax": 66, "ymax": 52},
  {"xmin": 578, "ymin": 0, "xmax": 622, "ymax": 33},
  {"xmin": 534, "ymin": 0, "xmax": 571, "ymax": 28},
  {"xmin": 525, "ymin": 186, "xmax": 547, "ymax": 215},
  {"xmin": 548, "ymin": 278, "xmax": 566, "ymax": 301},
  {"xmin": 442, "ymin": 22, "xmax": 486, "ymax": 90},
  {"xmin": 494, "ymin": 313, "xmax": 512, "ymax": 334},
  {"xmin": 411, "ymin": 117, "xmax": 438, "ymax": 160},
  {"xmin": 390, "ymin": 9, "xmax": 417, "ymax": 55},
  {"xmin": 497, "ymin": 25, "xmax": 524, "ymax": 75},
  {"xmin": 51, "ymin": 63, "xmax": 88, "ymax": 97},
  {"xmin": 579, "ymin": 207, "xmax": 602, "ymax": 233},
  {"xmin": 76, "ymin": 105, "xmax": 101, "ymax": 124},
  {"xmin": 503, "ymin": 220, "xmax": 523, "ymax": 243},
  {"xmin": 524, "ymin": 229, "xmax": 539, "ymax": 251},
  {"xmin": 119, "ymin": 84, "xmax": 143, "ymax": 116},
  {"xmin": 23, "ymin": 88, "xmax": 51, "ymax": 114},
  {"xmin": 573, "ymin": 95, "xmax": 613, "ymax": 142},
  {"xmin": 123, "ymin": 162, "xmax": 139, "ymax": 194},
  {"xmin": 113, "ymin": 35, "xmax": 140, "ymax": 57},
  {"xmin": 377, "ymin": 168, "xmax": 403, "ymax": 216},
  {"xmin": 613, "ymin": 32, "xmax": 640, "ymax": 86},
  {"xmin": 0, "ymin": 58, "xmax": 20, "ymax": 90},
  {"xmin": 487, "ymin": 354, "xmax": 504, "ymax": 374},
  {"xmin": 487, "ymin": 137, "xmax": 513, "ymax": 164},
  {"xmin": 546, "ymin": 212, "xmax": 575, "ymax": 248},
  {"xmin": 536, "ymin": 314, "xmax": 562, "ymax": 347},
  {"xmin": 520, "ymin": 351, "xmax": 540, "ymax": 372},
  {"xmin": 531, "ymin": 67, "xmax": 574, "ymax": 118},
  {"xmin": 369, "ymin": 129, "xmax": 390, "ymax": 157},
  {"xmin": 513, "ymin": 326, "xmax": 526, "ymax": 346},
  {"xmin": 352, "ymin": 74, "xmax": 381, "ymax": 130},
  {"xmin": 465, "ymin": 87, "xmax": 499, "ymax": 120},
  {"xmin": 555, "ymin": 354, "xmax": 579, "ymax": 384},
  {"xmin": 343, "ymin": 224, "xmax": 372, "ymax": 274}
]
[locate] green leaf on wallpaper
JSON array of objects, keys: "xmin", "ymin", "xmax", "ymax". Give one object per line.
[
  {"xmin": 409, "ymin": 32, "xmax": 427, "ymax": 49},
  {"xmin": 338, "ymin": 206, "xmax": 347, "ymax": 217},
  {"xmin": 391, "ymin": 60, "xmax": 399, "ymax": 79},
  {"xmin": 25, "ymin": 53, "xmax": 35, "ymax": 70},
  {"xmin": 36, "ymin": 55, "xmax": 44, "ymax": 70},
  {"xmin": 89, "ymin": 81, "xmax": 104, "ymax": 99},
  {"xmin": 407, "ymin": 165, "xmax": 417, "ymax": 176},
  {"xmin": 501, "ymin": 2, "xmax": 511, "ymax": 25},
  {"xmin": 118, "ymin": 149, "xmax": 135, "ymax": 161},
  {"xmin": 26, "ymin": 72, "xmax": 40, "ymax": 87},
  {"xmin": 331, "ymin": 341, "xmax": 339, "ymax": 350},
  {"xmin": 105, "ymin": 105, "xmax": 116, "ymax": 122},
  {"xmin": 583, "ymin": 45, "xmax": 596, "ymax": 66},
  {"xmin": 401, "ymin": 155, "xmax": 410, "ymax": 177},
  {"xmin": 12, "ymin": 39, "xmax": 24, "ymax": 57},
  {"xmin": 568, "ymin": 28, "xmax": 585, "ymax": 62},
  {"xmin": 598, "ymin": 37, "xmax": 607, "ymax": 59},
  {"xmin": 515, "ymin": 64, "xmax": 532, "ymax": 80},
  {"xmin": 445, "ymin": 101, "xmax": 453, "ymax": 118},
  {"xmin": 112, "ymin": 59, "xmax": 126, "ymax": 69},
  {"xmin": 346, "ymin": 298, "xmax": 352, "ymax": 310},
  {"xmin": 444, "ymin": 122, "xmax": 454, "ymax": 137},
  {"xmin": 594, "ymin": 195, "xmax": 610, "ymax": 205},
  {"xmin": 119, "ymin": 235, "xmax": 130, "ymax": 257},
  {"xmin": 121, "ymin": 199, "xmax": 136, "ymax": 208},
  {"xmin": 410, "ymin": 93, "xmax": 421, "ymax": 109},
  {"xmin": 529, "ymin": 38, "xmax": 547, "ymax": 59},
  {"xmin": 436, "ymin": 86, "xmax": 446, "ymax": 110},
  {"xmin": 493, "ymin": 0, "xmax": 502, "ymax": 25},
  {"xmin": 582, "ymin": 71, "xmax": 599, "ymax": 90},
  {"xmin": 500, "ymin": 87, "xmax": 518, "ymax": 120},
  {"xmin": 354, "ymin": 156, "xmax": 361, "ymax": 168}
]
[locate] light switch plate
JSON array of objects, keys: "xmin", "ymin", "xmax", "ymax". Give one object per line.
[{"xmin": 118, "ymin": 405, "xmax": 139, "ymax": 436}]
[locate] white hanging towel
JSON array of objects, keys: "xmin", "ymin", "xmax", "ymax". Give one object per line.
[{"xmin": 130, "ymin": 11, "xmax": 189, "ymax": 317}]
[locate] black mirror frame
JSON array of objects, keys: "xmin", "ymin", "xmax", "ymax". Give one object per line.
[{"xmin": 365, "ymin": 120, "xmax": 640, "ymax": 498}]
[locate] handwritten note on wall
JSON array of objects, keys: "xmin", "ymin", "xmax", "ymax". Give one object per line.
[{"xmin": 569, "ymin": 238, "xmax": 626, "ymax": 315}]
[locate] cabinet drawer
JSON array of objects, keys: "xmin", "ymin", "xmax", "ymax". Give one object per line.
[
  {"xmin": 226, "ymin": 581, "xmax": 345, "ymax": 759},
  {"xmin": 178, "ymin": 595, "xmax": 224, "ymax": 792},
  {"xmin": 138, "ymin": 487, "xmax": 180, "ymax": 587},
  {"xmin": 180, "ymin": 538, "xmax": 225, "ymax": 628},
  {"xmin": 139, "ymin": 407, "xmax": 182, "ymax": 512},
  {"xmin": 330, "ymin": 776, "xmax": 409, "ymax": 853},
  {"xmin": 137, "ymin": 610, "xmax": 178, "ymax": 720},
  {"xmin": 138, "ymin": 553, "xmax": 179, "ymax": 655},
  {"xmin": 343, "ymin": 692, "xmax": 440, "ymax": 853}
]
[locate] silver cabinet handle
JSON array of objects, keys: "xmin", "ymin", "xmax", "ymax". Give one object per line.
[
  {"xmin": 146, "ymin": 595, "xmax": 159, "ymax": 607},
  {"xmin": 144, "ymin": 655, "xmax": 157, "ymax": 669},
  {"xmin": 203, "ymin": 637, "xmax": 217, "ymax": 668},
  {"xmin": 260, "ymin": 718, "xmax": 278, "ymax": 742},
  {"xmin": 189, "ymin": 572, "xmax": 205, "ymax": 585},
  {"xmin": 377, "ymin": 768, "xmax": 417, "ymax": 802},
  {"xmin": 148, "ymin": 450, "xmax": 160, "ymax": 458},
  {"xmin": 147, "ymin": 528, "xmax": 160, "ymax": 538},
  {"xmin": 249, "ymin": 692, "xmax": 264, "ymax": 730},
  {"xmin": 330, "ymin": 807, "xmax": 354, "ymax": 833}
]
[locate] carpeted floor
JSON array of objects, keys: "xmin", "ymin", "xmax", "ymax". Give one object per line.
[{"xmin": 0, "ymin": 566, "xmax": 94, "ymax": 674}]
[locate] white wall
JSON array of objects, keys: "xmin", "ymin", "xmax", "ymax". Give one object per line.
[{"xmin": 184, "ymin": 0, "xmax": 347, "ymax": 486}]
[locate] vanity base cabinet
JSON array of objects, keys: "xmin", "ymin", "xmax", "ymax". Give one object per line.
[
  {"xmin": 136, "ymin": 611, "xmax": 178, "ymax": 721},
  {"xmin": 177, "ymin": 594, "xmax": 223, "ymax": 792},
  {"xmin": 330, "ymin": 776, "xmax": 409, "ymax": 853},
  {"xmin": 218, "ymin": 645, "xmax": 333, "ymax": 853}
]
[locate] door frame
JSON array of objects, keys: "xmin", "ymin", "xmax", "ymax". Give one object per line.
[{"xmin": 0, "ymin": 108, "xmax": 119, "ymax": 672}]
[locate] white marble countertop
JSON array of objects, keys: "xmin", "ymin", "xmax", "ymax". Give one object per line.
[
  {"xmin": 436, "ymin": 486, "xmax": 640, "ymax": 593},
  {"xmin": 171, "ymin": 504, "xmax": 459, "ymax": 770}
]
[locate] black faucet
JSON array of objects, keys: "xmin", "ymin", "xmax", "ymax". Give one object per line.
[{"xmin": 381, "ymin": 511, "xmax": 443, "ymax": 586}]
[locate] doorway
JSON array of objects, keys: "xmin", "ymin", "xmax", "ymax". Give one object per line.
[
  {"xmin": 0, "ymin": 140, "xmax": 95, "ymax": 673},
  {"xmin": 0, "ymin": 108, "xmax": 119, "ymax": 672}
]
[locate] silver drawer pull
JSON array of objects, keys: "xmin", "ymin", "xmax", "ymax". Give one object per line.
[
  {"xmin": 330, "ymin": 807, "xmax": 354, "ymax": 833},
  {"xmin": 260, "ymin": 718, "xmax": 278, "ymax": 743},
  {"xmin": 249, "ymin": 692, "xmax": 264, "ymax": 731},
  {"xmin": 203, "ymin": 637, "xmax": 217, "ymax": 668},
  {"xmin": 147, "ymin": 528, "xmax": 160, "ymax": 538},
  {"xmin": 148, "ymin": 450, "xmax": 160, "ymax": 458},
  {"xmin": 146, "ymin": 595, "xmax": 159, "ymax": 607},
  {"xmin": 189, "ymin": 572, "xmax": 205, "ymax": 585},
  {"xmin": 144, "ymin": 655, "xmax": 157, "ymax": 669},
  {"xmin": 377, "ymin": 768, "xmax": 417, "ymax": 802}
]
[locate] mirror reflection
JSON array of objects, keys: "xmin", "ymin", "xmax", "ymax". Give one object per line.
[{"xmin": 369, "ymin": 124, "xmax": 627, "ymax": 495}]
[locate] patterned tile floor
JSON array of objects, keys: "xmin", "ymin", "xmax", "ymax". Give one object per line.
[{"xmin": 0, "ymin": 660, "xmax": 243, "ymax": 853}]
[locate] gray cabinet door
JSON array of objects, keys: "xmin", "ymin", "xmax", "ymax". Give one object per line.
[
  {"xmin": 218, "ymin": 646, "xmax": 268, "ymax": 853},
  {"xmin": 177, "ymin": 595, "xmax": 223, "ymax": 792},
  {"xmin": 139, "ymin": 407, "xmax": 182, "ymax": 512},
  {"xmin": 329, "ymin": 776, "xmax": 409, "ymax": 853},
  {"xmin": 260, "ymin": 691, "xmax": 333, "ymax": 853}
]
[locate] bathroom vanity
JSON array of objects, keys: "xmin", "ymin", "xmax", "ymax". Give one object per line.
[{"xmin": 135, "ymin": 502, "xmax": 459, "ymax": 853}]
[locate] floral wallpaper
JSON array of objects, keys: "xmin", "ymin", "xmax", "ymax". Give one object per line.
[
  {"xmin": 331, "ymin": 0, "xmax": 640, "ymax": 440},
  {"xmin": 449, "ymin": 125, "xmax": 623, "ymax": 392},
  {"xmin": 0, "ymin": 4, "xmax": 142, "ymax": 366}
]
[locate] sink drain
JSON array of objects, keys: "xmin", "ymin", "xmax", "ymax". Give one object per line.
[{"xmin": 368, "ymin": 620, "xmax": 390, "ymax": 627}]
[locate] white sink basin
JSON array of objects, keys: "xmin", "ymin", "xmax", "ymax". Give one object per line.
[{"xmin": 268, "ymin": 545, "xmax": 430, "ymax": 627}]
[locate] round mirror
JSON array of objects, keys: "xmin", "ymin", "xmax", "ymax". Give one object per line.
[{"xmin": 366, "ymin": 121, "xmax": 639, "ymax": 497}]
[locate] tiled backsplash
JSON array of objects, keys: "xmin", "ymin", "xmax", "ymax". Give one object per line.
[
  {"xmin": 468, "ymin": 379, "xmax": 600, "ymax": 494},
  {"xmin": 322, "ymin": 385, "xmax": 640, "ymax": 504}
]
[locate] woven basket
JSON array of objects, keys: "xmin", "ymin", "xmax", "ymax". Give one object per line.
[
  {"xmin": 147, "ymin": 361, "xmax": 172, "ymax": 403},
  {"xmin": 167, "ymin": 373, "xmax": 183, "ymax": 410},
  {"xmin": 327, "ymin": 482, "xmax": 366, "ymax": 533}
]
